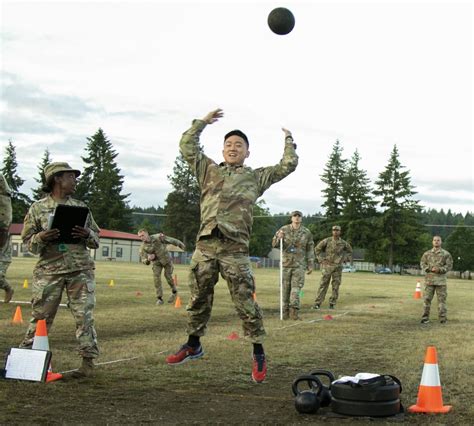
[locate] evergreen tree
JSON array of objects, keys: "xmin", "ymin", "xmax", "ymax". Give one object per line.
[
  {"xmin": 444, "ymin": 222, "xmax": 474, "ymax": 272},
  {"xmin": 340, "ymin": 150, "xmax": 377, "ymax": 248},
  {"xmin": 1, "ymin": 140, "xmax": 31, "ymax": 222},
  {"xmin": 31, "ymin": 148, "xmax": 52, "ymax": 201},
  {"xmin": 163, "ymin": 153, "xmax": 200, "ymax": 249},
  {"xmin": 370, "ymin": 145, "xmax": 426, "ymax": 268},
  {"xmin": 250, "ymin": 200, "xmax": 274, "ymax": 257},
  {"xmin": 76, "ymin": 129, "xmax": 132, "ymax": 231},
  {"xmin": 320, "ymin": 140, "xmax": 347, "ymax": 220}
]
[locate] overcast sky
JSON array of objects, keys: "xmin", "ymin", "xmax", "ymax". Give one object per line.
[{"xmin": 1, "ymin": 0, "xmax": 472, "ymax": 216}]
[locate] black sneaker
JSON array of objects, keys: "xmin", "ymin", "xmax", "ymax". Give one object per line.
[
  {"xmin": 329, "ymin": 304, "xmax": 335, "ymax": 310},
  {"xmin": 440, "ymin": 319, "xmax": 447, "ymax": 324},
  {"xmin": 420, "ymin": 318, "xmax": 429, "ymax": 324}
]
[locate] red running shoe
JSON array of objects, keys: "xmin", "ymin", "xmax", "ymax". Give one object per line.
[
  {"xmin": 166, "ymin": 344, "xmax": 204, "ymax": 365},
  {"xmin": 252, "ymin": 354, "xmax": 267, "ymax": 383}
]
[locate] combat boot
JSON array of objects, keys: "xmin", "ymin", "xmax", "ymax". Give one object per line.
[
  {"xmin": 4, "ymin": 287, "xmax": 14, "ymax": 303},
  {"xmin": 289, "ymin": 308, "xmax": 301, "ymax": 321},
  {"xmin": 167, "ymin": 292, "xmax": 177, "ymax": 304},
  {"xmin": 71, "ymin": 357, "xmax": 95, "ymax": 378}
]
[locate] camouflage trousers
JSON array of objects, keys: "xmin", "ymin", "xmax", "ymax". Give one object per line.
[
  {"xmin": 422, "ymin": 284, "xmax": 447, "ymax": 321},
  {"xmin": 282, "ymin": 266, "xmax": 306, "ymax": 311},
  {"xmin": 19, "ymin": 269, "xmax": 99, "ymax": 359},
  {"xmin": 0, "ymin": 261, "xmax": 12, "ymax": 291},
  {"xmin": 186, "ymin": 237, "xmax": 265, "ymax": 344},
  {"xmin": 315, "ymin": 265, "xmax": 343, "ymax": 306},
  {"xmin": 152, "ymin": 261, "xmax": 176, "ymax": 299}
]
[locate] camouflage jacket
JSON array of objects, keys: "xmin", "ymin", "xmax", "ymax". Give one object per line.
[
  {"xmin": 315, "ymin": 237, "xmax": 353, "ymax": 267},
  {"xmin": 0, "ymin": 173, "xmax": 12, "ymax": 262},
  {"xmin": 139, "ymin": 234, "xmax": 185, "ymax": 266},
  {"xmin": 180, "ymin": 119, "xmax": 298, "ymax": 248},
  {"xmin": 21, "ymin": 195, "xmax": 100, "ymax": 274},
  {"xmin": 272, "ymin": 224, "xmax": 314, "ymax": 268},
  {"xmin": 420, "ymin": 247, "xmax": 453, "ymax": 285}
]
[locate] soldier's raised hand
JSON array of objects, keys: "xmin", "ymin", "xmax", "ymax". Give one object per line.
[{"xmin": 203, "ymin": 109, "xmax": 224, "ymax": 124}]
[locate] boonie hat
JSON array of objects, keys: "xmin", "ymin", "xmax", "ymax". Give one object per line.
[
  {"xmin": 291, "ymin": 210, "xmax": 303, "ymax": 217},
  {"xmin": 44, "ymin": 162, "xmax": 81, "ymax": 180}
]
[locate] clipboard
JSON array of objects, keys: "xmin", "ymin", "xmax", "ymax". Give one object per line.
[
  {"xmin": 3, "ymin": 348, "xmax": 52, "ymax": 382},
  {"xmin": 49, "ymin": 204, "xmax": 89, "ymax": 244}
]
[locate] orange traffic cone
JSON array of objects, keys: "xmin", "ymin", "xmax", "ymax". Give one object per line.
[
  {"xmin": 12, "ymin": 306, "xmax": 23, "ymax": 324},
  {"xmin": 414, "ymin": 281, "xmax": 422, "ymax": 299},
  {"xmin": 174, "ymin": 295, "xmax": 182, "ymax": 308},
  {"xmin": 408, "ymin": 346, "xmax": 451, "ymax": 413},
  {"xmin": 32, "ymin": 319, "xmax": 63, "ymax": 383},
  {"xmin": 23, "ymin": 279, "xmax": 29, "ymax": 289}
]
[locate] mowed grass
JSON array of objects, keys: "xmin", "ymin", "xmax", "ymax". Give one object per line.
[{"xmin": 1, "ymin": 257, "xmax": 473, "ymax": 424}]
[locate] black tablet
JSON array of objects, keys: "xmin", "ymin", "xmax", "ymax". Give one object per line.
[{"xmin": 50, "ymin": 204, "xmax": 89, "ymax": 244}]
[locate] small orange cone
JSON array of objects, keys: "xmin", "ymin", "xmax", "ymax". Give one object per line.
[
  {"xmin": 23, "ymin": 279, "xmax": 29, "ymax": 289},
  {"xmin": 408, "ymin": 346, "xmax": 451, "ymax": 413},
  {"xmin": 12, "ymin": 306, "xmax": 23, "ymax": 324},
  {"xmin": 323, "ymin": 314, "xmax": 333, "ymax": 320},
  {"xmin": 32, "ymin": 319, "xmax": 63, "ymax": 382},
  {"xmin": 108, "ymin": 279, "xmax": 115, "ymax": 287},
  {"xmin": 135, "ymin": 291, "xmax": 143, "ymax": 297},
  {"xmin": 414, "ymin": 281, "xmax": 422, "ymax": 299},
  {"xmin": 174, "ymin": 295, "xmax": 182, "ymax": 308},
  {"xmin": 227, "ymin": 331, "xmax": 239, "ymax": 340}
]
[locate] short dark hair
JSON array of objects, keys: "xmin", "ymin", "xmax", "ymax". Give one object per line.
[{"xmin": 224, "ymin": 130, "xmax": 249, "ymax": 148}]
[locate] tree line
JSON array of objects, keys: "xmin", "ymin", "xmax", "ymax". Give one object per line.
[{"xmin": 2, "ymin": 132, "xmax": 473, "ymax": 270}]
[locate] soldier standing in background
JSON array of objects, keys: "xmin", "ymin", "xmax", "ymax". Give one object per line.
[
  {"xmin": 420, "ymin": 235, "xmax": 453, "ymax": 324},
  {"xmin": 166, "ymin": 108, "xmax": 298, "ymax": 383},
  {"xmin": 19, "ymin": 162, "xmax": 100, "ymax": 378},
  {"xmin": 272, "ymin": 210, "xmax": 314, "ymax": 320},
  {"xmin": 137, "ymin": 229, "xmax": 185, "ymax": 305},
  {"xmin": 0, "ymin": 173, "xmax": 14, "ymax": 303},
  {"xmin": 313, "ymin": 225, "xmax": 352, "ymax": 310}
]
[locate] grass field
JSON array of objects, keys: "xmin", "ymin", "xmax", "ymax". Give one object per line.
[{"xmin": 1, "ymin": 257, "xmax": 473, "ymax": 424}]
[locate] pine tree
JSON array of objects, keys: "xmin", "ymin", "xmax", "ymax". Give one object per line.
[
  {"xmin": 75, "ymin": 129, "xmax": 132, "ymax": 231},
  {"xmin": 340, "ymin": 150, "xmax": 377, "ymax": 248},
  {"xmin": 31, "ymin": 148, "xmax": 52, "ymax": 201},
  {"xmin": 371, "ymin": 145, "xmax": 426, "ymax": 268},
  {"xmin": 445, "ymin": 222, "xmax": 474, "ymax": 273},
  {"xmin": 1, "ymin": 140, "xmax": 31, "ymax": 222},
  {"xmin": 320, "ymin": 140, "xmax": 347, "ymax": 220},
  {"xmin": 163, "ymin": 153, "xmax": 200, "ymax": 249}
]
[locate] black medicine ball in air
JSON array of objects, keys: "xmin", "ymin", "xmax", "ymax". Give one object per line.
[{"xmin": 268, "ymin": 7, "xmax": 295, "ymax": 35}]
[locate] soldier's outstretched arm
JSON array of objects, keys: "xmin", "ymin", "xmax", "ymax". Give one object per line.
[{"xmin": 256, "ymin": 128, "xmax": 298, "ymax": 195}]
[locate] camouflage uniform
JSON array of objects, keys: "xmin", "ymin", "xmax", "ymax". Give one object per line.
[
  {"xmin": 139, "ymin": 233, "xmax": 185, "ymax": 300},
  {"xmin": 180, "ymin": 119, "xmax": 298, "ymax": 343},
  {"xmin": 420, "ymin": 247, "xmax": 453, "ymax": 321},
  {"xmin": 0, "ymin": 174, "xmax": 13, "ymax": 296},
  {"xmin": 314, "ymin": 235, "xmax": 352, "ymax": 308},
  {"xmin": 272, "ymin": 224, "xmax": 314, "ymax": 316},
  {"xmin": 19, "ymin": 195, "xmax": 100, "ymax": 359}
]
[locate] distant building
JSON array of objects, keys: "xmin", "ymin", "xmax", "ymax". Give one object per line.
[{"xmin": 8, "ymin": 224, "xmax": 185, "ymax": 263}]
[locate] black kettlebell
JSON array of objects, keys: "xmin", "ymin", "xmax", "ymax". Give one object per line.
[
  {"xmin": 292, "ymin": 374, "xmax": 323, "ymax": 414},
  {"xmin": 309, "ymin": 369, "xmax": 335, "ymax": 407}
]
